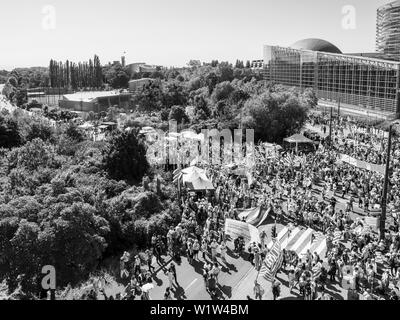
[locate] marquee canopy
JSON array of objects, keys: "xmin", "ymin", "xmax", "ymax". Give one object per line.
[{"xmin": 283, "ymin": 134, "xmax": 314, "ymax": 144}]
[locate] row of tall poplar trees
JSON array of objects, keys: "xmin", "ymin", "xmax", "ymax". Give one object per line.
[{"xmin": 49, "ymin": 55, "xmax": 103, "ymax": 90}]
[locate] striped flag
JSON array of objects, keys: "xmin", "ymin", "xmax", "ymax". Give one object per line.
[
  {"xmin": 312, "ymin": 263, "xmax": 322, "ymax": 280},
  {"xmin": 282, "ymin": 154, "xmax": 294, "ymax": 167},
  {"xmin": 333, "ymin": 230, "xmax": 342, "ymax": 244},
  {"xmin": 173, "ymin": 168, "xmax": 182, "ymax": 184},
  {"xmin": 260, "ymin": 239, "xmax": 283, "ymax": 282}
]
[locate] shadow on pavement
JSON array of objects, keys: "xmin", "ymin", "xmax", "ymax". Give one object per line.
[
  {"xmin": 220, "ymin": 284, "xmax": 232, "ymax": 299},
  {"xmin": 172, "ymin": 284, "xmax": 187, "ymax": 300}
]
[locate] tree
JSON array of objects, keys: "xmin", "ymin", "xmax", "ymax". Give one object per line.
[
  {"xmin": 187, "ymin": 60, "xmax": 202, "ymax": 69},
  {"xmin": 102, "ymin": 130, "xmax": 149, "ymax": 184},
  {"xmin": 211, "ymin": 81, "xmax": 235, "ymax": 103},
  {"xmin": 135, "ymin": 82, "xmax": 164, "ymax": 112},
  {"xmin": 0, "ymin": 114, "xmax": 22, "ymax": 149},
  {"xmin": 235, "ymin": 60, "xmax": 244, "ymax": 68},
  {"xmin": 64, "ymin": 122, "xmax": 84, "ymax": 143},
  {"xmin": 24, "ymin": 120, "xmax": 54, "ymax": 143},
  {"xmin": 242, "ymin": 91, "xmax": 308, "ymax": 143},
  {"xmin": 7, "ymin": 138, "xmax": 59, "ymax": 173},
  {"xmin": 163, "ymin": 82, "xmax": 188, "ymax": 108},
  {"xmin": 205, "ymin": 72, "xmax": 218, "ymax": 94},
  {"xmin": 169, "ymin": 106, "xmax": 189, "ymax": 124},
  {"xmin": 38, "ymin": 202, "xmax": 110, "ymax": 286},
  {"xmin": 211, "ymin": 60, "xmax": 219, "ymax": 67},
  {"xmin": 217, "ymin": 62, "xmax": 234, "ymax": 82},
  {"xmin": 302, "ymin": 88, "xmax": 318, "ymax": 108}
]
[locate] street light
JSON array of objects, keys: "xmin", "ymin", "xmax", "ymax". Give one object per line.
[{"xmin": 380, "ymin": 120, "xmax": 400, "ymax": 240}]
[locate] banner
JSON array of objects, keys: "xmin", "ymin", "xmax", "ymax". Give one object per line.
[
  {"xmin": 224, "ymin": 219, "xmax": 260, "ymax": 244},
  {"xmin": 364, "ymin": 217, "xmax": 379, "ymax": 231},
  {"xmin": 238, "ymin": 207, "xmax": 270, "ymax": 227},
  {"xmin": 260, "ymin": 239, "xmax": 283, "ymax": 282},
  {"xmin": 339, "ymin": 154, "xmax": 385, "ymax": 175}
]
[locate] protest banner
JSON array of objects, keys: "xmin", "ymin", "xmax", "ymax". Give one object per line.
[
  {"xmin": 224, "ymin": 219, "xmax": 260, "ymax": 244},
  {"xmin": 364, "ymin": 216, "xmax": 380, "ymax": 231},
  {"xmin": 339, "ymin": 153, "xmax": 385, "ymax": 175}
]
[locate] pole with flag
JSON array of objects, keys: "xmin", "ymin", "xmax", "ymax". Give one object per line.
[{"xmin": 259, "ymin": 238, "xmax": 283, "ymax": 282}]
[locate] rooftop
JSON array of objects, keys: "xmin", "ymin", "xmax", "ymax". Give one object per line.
[
  {"xmin": 62, "ymin": 91, "xmax": 129, "ymax": 102},
  {"xmin": 290, "ymin": 38, "xmax": 343, "ymax": 54}
]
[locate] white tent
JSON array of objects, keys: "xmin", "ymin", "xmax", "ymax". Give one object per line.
[{"xmin": 184, "ymin": 171, "xmax": 214, "ymax": 191}]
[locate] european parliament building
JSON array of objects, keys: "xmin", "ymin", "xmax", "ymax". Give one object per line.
[{"xmin": 263, "ymin": 1, "xmax": 400, "ymax": 120}]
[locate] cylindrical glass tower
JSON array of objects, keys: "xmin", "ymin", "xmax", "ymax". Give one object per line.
[{"xmin": 376, "ymin": 1, "xmax": 400, "ymax": 60}]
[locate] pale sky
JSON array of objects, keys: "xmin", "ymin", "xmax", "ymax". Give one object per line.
[{"xmin": 0, "ymin": 0, "xmax": 392, "ymax": 70}]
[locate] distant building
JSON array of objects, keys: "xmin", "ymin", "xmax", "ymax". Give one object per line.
[
  {"xmin": 377, "ymin": 1, "xmax": 400, "ymax": 61},
  {"xmin": 128, "ymin": 78, "xmax": 154, "ymax": 94},
  {"xmin": 251, "ymin": 60, "xmax": 264, "ymax": 69},
  {"xmin": 59, "ymin": 90, "xmax": 132, "ymax": 113},
  {"xmin": 127, "ymin": 63, "xmax": 158, "ymax": 74},
  {"xmin": 264, "ymin": 39, "xmax": 400, "ymax": 120}
]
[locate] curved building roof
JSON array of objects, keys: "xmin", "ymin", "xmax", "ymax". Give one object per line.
[{"xmin": 290, "ymin": 38, "xmax": 343, "ymax": 54}]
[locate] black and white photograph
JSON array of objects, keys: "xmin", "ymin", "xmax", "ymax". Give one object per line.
[{"xmin": 0, "ymin": 0, "xmax": 400, "ymax": 310}]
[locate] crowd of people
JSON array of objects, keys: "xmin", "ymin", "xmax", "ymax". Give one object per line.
[{"xmin": 80, "ymin": 111, "xmax": 400, "ymax": 300}]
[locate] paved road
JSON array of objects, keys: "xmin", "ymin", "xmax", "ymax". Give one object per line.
[
  {"xmin": 148, "ymin": 242, "xmax": 255, "ymax": 300},
  {"xmin": 146, "ymin": 223, "xmax": 347, "ymax": 301}
]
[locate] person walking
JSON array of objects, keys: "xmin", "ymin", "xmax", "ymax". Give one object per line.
[
  {"xmin": 219, "ymin": 241, "xmax": 227, "ymax": 264},
  {"xmin": 193, "ymin": 239, "xmax": 200, "ymax": 261},
  {"xmin": 146, "ymin": 249, "xmax": 155, "ymax": 273},
  {"xmin": 211, "ymin": 263, "xmax": 221, "ymax": 285},
  {"xmin": 133, "ymin": 255, "xmax": 141, "ymax": 276},
  {"xmin": 169, "ymin": 263, "xmax": 178, "ymax": 285},
  {"xmin": 253, "ymin": 280, "xmax": 264, "ymax": 300},
  {"xmin": 165, "ymin": 268, "xmax": 175, "ymax": 292},
  {"xmin": 288, "ymin": 266, "xmax": 296, "ymax": 293},
  {"xmin": 210, "ymin": 239, "xmax": 218, "ymax": 262},
  {"xmin": 272, "ymin": 279, "xmax": 281, "ymax": 300},
  {"xmin": 201, "ymin": 239, "xmax": 208, "ymax": 262},
  {"xmin": 164, "ymin": 287, "xmax": 173, "ymax": 300}
]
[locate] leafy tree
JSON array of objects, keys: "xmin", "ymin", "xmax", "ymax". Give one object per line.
[
  {"xmin": 169, "ymin": 105, "xmax": 189, "ymax": 124},
  {"xmin": 64, "ymin": 122, "xmax": 85, "ymax": 143},
  {"xmin": 135, "ymin": 82, "xmax": 164, "ymax": 112},
  {"xmin": 24, "ymin": 120, "xmax": 54, "ymax": 143},
  {"xmin": 6, "ymin": 138, "xmax": 60, "ymax": 173},
  {"xmin": 0, "ymin": 114, "xmax": 22, "ymax": 149},
  {"xmin": 187, "ymin": 60, "xmax": 202, "ymax": 69},
  {"xmin": 38, "ymin": 202, "xmax": 110, "ymax": 286},
  {"xmin": 205, "ymin": 72, "xmax": 218, "ymax": 94},
  {"xmin": 242, "ymin": 91, "xmax": 308, "ymax": 143},
  {"xmin": 211, "ymin": 81, "xmax": 235, "ymax": 103},
  {"xmin": 211, "ymin": 60, "xmax": 219, "ymax": 67},
  {"xmin": 217, "ymin": 62, "xmax": 234, "ymax": 83},
  {"xmin": 163, "ymin": 82, "xmax": 188, "ymax": 108},
  {"xmin": 102, "ymin": 130, "xmax": 149, "ymax": 184},
  {"xmin": 160, "ymin": 108, "xmax": 170, "ymax": 121}
]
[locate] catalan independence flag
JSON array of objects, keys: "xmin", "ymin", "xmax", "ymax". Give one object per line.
[{"xmin": 259, "ymin": 239, "xmax": 283, "ymax": 282}]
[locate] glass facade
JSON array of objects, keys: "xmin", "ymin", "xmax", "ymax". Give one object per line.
[
  {"xmin": 377, "ymin": 1, "xmax": 400, "ymax": 61},
  {"xmin": 264, "ymin": 45, "xmax": 400, "ymax": 116}
]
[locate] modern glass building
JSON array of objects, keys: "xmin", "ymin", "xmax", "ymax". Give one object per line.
[
  {"xmin": 264, "ymin": 40, "xmax": 400, "ymax": 119},
  {"xmin": 377, "ymin": 1, "xmax": 400, "ymax": 61}
]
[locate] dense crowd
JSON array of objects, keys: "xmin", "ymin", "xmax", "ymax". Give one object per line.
[{"xmin": 77, "ymin": 112, "xmax": 400, "ymax": 300}]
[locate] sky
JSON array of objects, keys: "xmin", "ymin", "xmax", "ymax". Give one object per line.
[{"xmin": 0, "ymin": 0, "xmax": 393, "ymax": 70}]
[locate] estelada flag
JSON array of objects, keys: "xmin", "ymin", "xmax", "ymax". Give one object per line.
[{"xmin": 260, "ymin": 239, "xmax": 283, "ymax": 282}]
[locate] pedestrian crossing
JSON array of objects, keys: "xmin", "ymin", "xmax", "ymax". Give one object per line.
[{"xmin": 266, "ymin": 227, "xmax": 327, "ymax": 258}]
